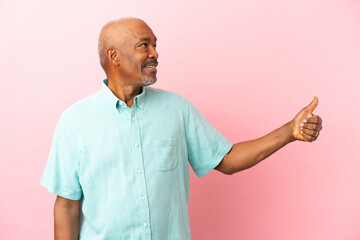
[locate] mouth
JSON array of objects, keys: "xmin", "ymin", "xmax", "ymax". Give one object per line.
[
  {"xmin": 143, "ymin": 65, "xmax": 157, "ymax": 69},
  {"xmin": 142, "ymin": 63, "xmax": 158, "ymax": 73}
]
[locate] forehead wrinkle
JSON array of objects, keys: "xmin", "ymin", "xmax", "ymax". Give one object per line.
[
  {"xmin": 134, "ymin": 35, "xmax": 158, "ymax": 46},
  {"xmin": 127, "ymin": 24, "xmax": 156, "ymax": 43}
]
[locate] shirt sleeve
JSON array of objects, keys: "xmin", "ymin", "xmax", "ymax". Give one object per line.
[
  {"xmin": 184, "ymin": 99, "xmax": 233, "ymax": 178},
  {"xmin": 40, "ymin": 113, "xmax": 82, "ymax": 200}
]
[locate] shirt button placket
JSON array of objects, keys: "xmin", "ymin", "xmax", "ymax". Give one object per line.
[{"xmin": 131, "ymin": 107, "xmax": 151, "ymax": 237}]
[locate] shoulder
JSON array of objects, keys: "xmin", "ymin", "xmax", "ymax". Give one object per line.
[
  {"xmin": 145, "ymin": 87, "xmax": 190, "ymax": 106},
  {"xmin": 59, "ymin": 90, "xmax": 104, "ymax": 123}
]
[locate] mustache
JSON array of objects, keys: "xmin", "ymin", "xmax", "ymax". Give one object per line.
[{"xmin": 142, "ymin": 59, "xmax": 158, "ymax": 67}]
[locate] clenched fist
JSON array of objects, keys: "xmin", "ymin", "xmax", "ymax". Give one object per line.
[{"xmin": 292, "ymin": 96, "xmax": 323, "ymax": 142}]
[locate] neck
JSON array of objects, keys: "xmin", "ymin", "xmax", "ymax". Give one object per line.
[{"xmin": 107, "ymin": 76, "xmax": 142, "ymax": 108}]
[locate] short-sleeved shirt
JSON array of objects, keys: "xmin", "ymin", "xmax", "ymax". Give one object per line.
[{"xmin": 40, "ymin": 79, "xmax": 232, "ymax": 240}]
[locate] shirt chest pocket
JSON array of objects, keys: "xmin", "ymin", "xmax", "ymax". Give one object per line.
[{"xmin": 153, "ymin": 139, "xmax": 179, "ymax": 171}]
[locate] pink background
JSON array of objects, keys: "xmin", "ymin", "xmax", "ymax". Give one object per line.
[{"xmin": 1, "ymin": 0, "xmax": 359, "ymax": 239}]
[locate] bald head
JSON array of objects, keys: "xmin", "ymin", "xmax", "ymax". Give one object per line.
[
  {"xmin": 98, "ymin": 17, "xmax": 149, "ymax": 71},
  {"xmin": 97, "ymin": 17, "xmax": 159, "ymax": 86}
]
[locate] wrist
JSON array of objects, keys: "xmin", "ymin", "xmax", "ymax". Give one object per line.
[{"xmin": 285, "ymin": 120, "xmax": 296, "ymax": 143}]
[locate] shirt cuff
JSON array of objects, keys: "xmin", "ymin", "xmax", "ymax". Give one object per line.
[
  {"xmin": 40, "ymin": 179, "xmax": 82, "ymax": 200},
  {"xmin": 195, "ymin": 142, "xmax": 233, "ymax": 178}
]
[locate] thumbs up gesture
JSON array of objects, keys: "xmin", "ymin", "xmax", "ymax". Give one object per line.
[{"xmin": 292, "ymin": 96, "xmax": 323, "ymax": 142}]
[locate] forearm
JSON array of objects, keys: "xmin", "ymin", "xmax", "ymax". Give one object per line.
[
  {"xmin": 54, "ymin": 198, "xmax": 80, "ymax": 240},
  {"xmin": 218, "ymin": 121, "xmax": 295, "ymax": 174}
]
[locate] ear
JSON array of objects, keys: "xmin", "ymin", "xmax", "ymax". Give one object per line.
[{"xmin": 106, "ymin": 48, "xmax": 120, "ymax": 66}]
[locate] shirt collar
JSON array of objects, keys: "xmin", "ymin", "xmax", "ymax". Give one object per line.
[{"xmin": 101, "ymin": 79, "xmax": 146, "ymax": 110}]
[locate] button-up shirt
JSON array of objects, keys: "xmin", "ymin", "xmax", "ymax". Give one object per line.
[{"xmin": 40, "ymin": 79, "xmax": 233, "ymax": 239}]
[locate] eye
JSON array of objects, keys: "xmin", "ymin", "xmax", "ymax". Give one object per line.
[
  {"xmin": 153, "ymin": 45, "xmax": 156, "ymax": 49},
  {"xmin": 139, "ymin": 43, "xmax": 148, "ymax": 47}
]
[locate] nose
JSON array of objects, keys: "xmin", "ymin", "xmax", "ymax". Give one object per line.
[{"xmin": 149, "ymin": 45, "xmax": 159, "ymax": 59}]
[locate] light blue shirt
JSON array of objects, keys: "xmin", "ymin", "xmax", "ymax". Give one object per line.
[{"xmin": 40, "ymin": 79, "xmax": 233, "ymax": 240}]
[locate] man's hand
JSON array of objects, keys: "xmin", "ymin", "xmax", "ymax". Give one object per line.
[
  {"xmin": 216, "ymin": 96, "xmax": 323, "ymax": 175},
  {"xmin": 292, "ymin": 96, "xmax": 323, "ymax": 142}
]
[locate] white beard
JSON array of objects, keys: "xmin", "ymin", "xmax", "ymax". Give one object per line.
[{"xmin": 141, "ymin": 77, "xmax": 157, "ymax": 86}]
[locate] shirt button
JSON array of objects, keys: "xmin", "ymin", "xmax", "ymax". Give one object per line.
[
  {"xmin": 120, "ymin": 102, "xmax": 123, "ymax": 105},
  {"xmin": 138, "ymin": 169, "xmax": 142, "ymax": 173},
  {"xmin": 135, "ymin": 143, "xmax": 139, "ymax": 147},
  {"xmin": 141, "ymin": 196, "xmax": 145, "ymax": 200},
  {"xmin": 144, "ymin": 223, "xmax": 148, "ymax": 227},
  {"xmin": 139, "ymin": 105, "xmax": 143, "ymax": 109},
  {"xmin": 132, "ymin": 117, "xmax": 135, "ymax": 121}
]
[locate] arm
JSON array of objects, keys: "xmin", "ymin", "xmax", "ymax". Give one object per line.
[
  {"xmin": 54, "ymin": 196, "xmax": 81, "ymax": 240},
  {"xmin": 215, "ymin": 97, "xmax": 322, "ymax": 175}
]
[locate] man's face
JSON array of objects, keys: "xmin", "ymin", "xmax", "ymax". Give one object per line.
[{"xmin": 116, "ymin": 21, "xmax": 159, "ymax": 86}]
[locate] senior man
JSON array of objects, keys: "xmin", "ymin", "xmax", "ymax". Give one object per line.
[{"xmin": 40, "ymin": 17, "xmax": 323, "ymax": 240}]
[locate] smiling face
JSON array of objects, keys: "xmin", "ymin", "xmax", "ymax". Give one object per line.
[{"xmin": 114, "ymin": 20, "xmax": 159, "ymax": 86}]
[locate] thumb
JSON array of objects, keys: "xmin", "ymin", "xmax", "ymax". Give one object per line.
[{"xmin": 305, "ymin": 96, "xmax": 318, "ymax": 113}]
